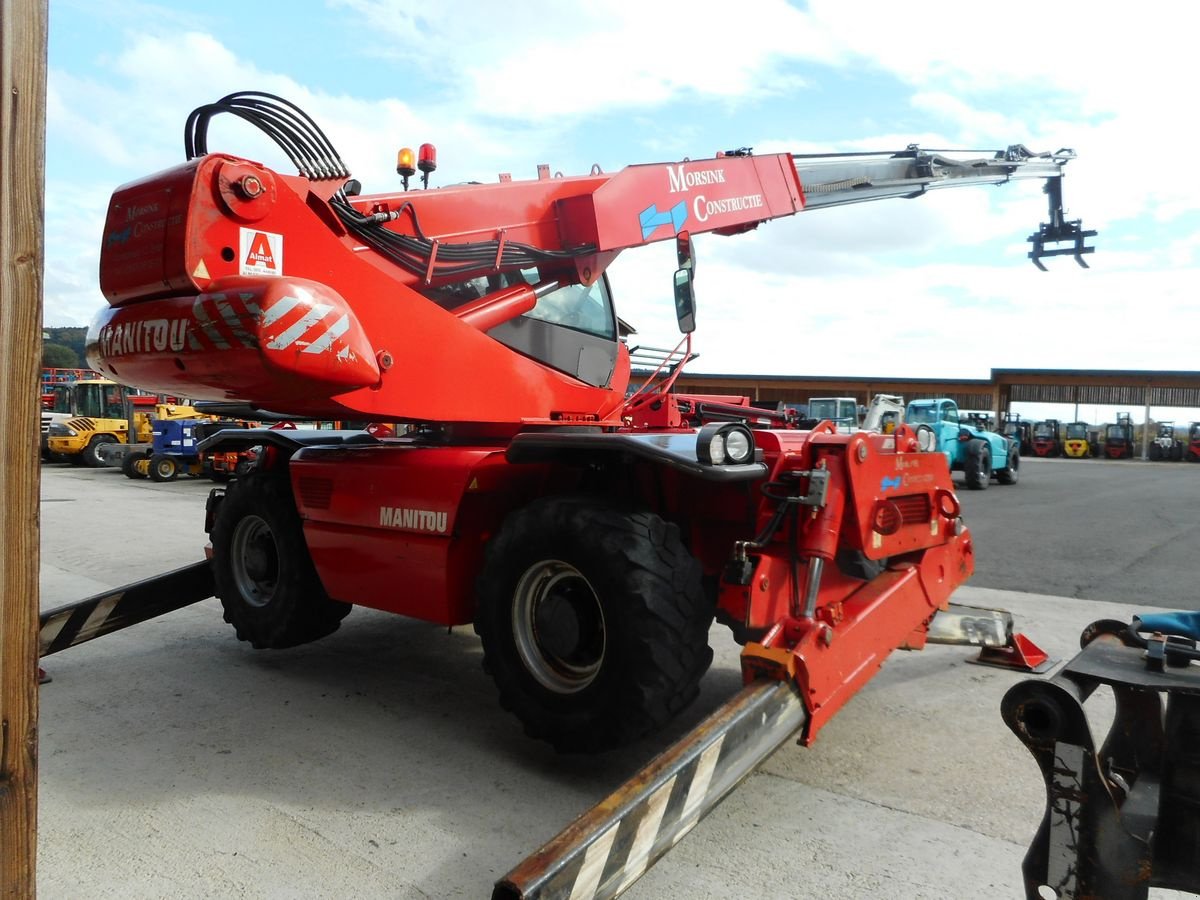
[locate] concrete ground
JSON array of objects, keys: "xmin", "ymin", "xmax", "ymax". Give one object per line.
[{"xmin": 35, "ymin": 464, "xmax": 1191, "ymax": 898}]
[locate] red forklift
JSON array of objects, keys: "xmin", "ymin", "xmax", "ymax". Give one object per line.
[
  {"xmin": 1031, "ymin": 419, "xmax": 1063, "ymax": 457},
  {"xmin": 1188, "ymin": 422, "xmax": 1200, "ymax": 461},
  {"xmin": 1104, "ymin": 413, "xmax": 1136, "ymax": 459}
]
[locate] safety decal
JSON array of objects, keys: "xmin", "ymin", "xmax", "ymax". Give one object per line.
[
  {"xmin": 240, "ymin": 228, "xmax": 283, "ymax": 276},
  {"xmin": 880, "ymin": 475, "xmax": 902, "ymax": 492},
  {"xmin": 639, "ymin": 201, "xmax": 688, "ymax": 240},
  {"xmin": 192, "ymin": 292, "xmax": 261, "ymax": 350},
  {"xmin": 496, "ymin": 681, "xmax": 807, "ymax": 900},
  {"xmin": 263, "ymin": 295, "xmax": 351, "ymax": 358}
]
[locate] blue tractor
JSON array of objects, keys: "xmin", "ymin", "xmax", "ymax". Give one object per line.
[{"xmin": 904, "ymin": 398, "xmax": 1019, "ymax": 490}]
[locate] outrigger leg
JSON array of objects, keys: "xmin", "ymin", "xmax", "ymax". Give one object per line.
[
  {"xmin": 39, "ymin": 561, "xmax": 214, "ymax": 659},
  {"xmin": 494, "ymin": 679, "xmax": 807, "ymax": 900}
]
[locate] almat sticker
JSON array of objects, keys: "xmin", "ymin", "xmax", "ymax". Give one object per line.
[{"xmin": 240, "ymin": 228, "xmax": 283, "ymax": 276}]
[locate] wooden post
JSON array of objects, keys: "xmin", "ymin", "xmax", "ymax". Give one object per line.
[{"xmin": 0, "ymin": 1, "xmax": 47, "ymax": 895}]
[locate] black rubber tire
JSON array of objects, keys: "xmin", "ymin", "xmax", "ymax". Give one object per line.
[
  {"xmin": 1172, "ymin": 444, "xmax": 1183, "ymax": 461},
  {"xmin": 474, "ymin": 497, "xmax": 713, "ymax": 753},
  {"xmin": 148, "ymin": 453, "xmax": 179, "ymax": 482},
  {"xmin": 81, "ymin": 434, "xmax": 116, "ymax": 468},
  {"xmin": 122, "ymin": 450, "xmax": 150, "ymax": 480},
  {"xmin": 1150, "ymin": 443, "xmax": 1162, "ymax": 461},
  {"xmin": 995, "ymin": 441, "xmax": 1020, "ymax": 485},
  {"xmin": 211, "ymin": 473, "xmax": 351, "ymax": 650},
  {"xmin": 835, "ymin": 549, "xmax": 887, "ymax": 581},
  {"xmin": 964, "ymin": 439, "xmax": 992, "ymax": 490}
]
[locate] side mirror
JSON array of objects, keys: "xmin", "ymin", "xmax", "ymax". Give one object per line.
[{"xmin": 674, "ymin": 268, "xmax": 696, "ymax": 334}]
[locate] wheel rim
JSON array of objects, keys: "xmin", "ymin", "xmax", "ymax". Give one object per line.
[
  {"xmin": 230, "ymin": 515, "xmax": 279, "ymax": 608},
  {"xmin": 156, "ymin": 459, "xmax": 174, "ymax": 478},
  {"xmin": 512, "ymin": 560, "xmax": 606, "ymax": 694}
]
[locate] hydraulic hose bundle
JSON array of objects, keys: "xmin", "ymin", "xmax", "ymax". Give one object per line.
[{"xmin": 184, "ymin": 91, "xmax": 588, "ymax": 282}]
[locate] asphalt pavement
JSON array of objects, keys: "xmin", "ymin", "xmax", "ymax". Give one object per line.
[
  {"xmin": 34, "ymin": 461, "xmax": 1197, "ymax": 898},
  {"xmin": 954, "ymin": 455, "xmax": 1200, "ymax": 607}
]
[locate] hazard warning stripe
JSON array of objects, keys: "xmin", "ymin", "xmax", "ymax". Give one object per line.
[
  {"xmin": 211, "ymin": 294, "xmax": 260, "ymax": 347},
  {"xmin": 267, "ymin": 302, "xmax": 334, "ymax": 351},
  {"xmin": 302, "ymin": 313, "xmax": 349, "ymax": 354},
  {"xmin": 494, "ymin": 680, "xmax": 808, "ymax": 900},
  {"xmin": 39, "ymin": 561, "xmax": 214, "ymax": 658}
]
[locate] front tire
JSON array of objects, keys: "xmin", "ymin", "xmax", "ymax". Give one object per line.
[
  {"xmin": 81, "ymin": 434, "xmax": 116, "ymax": 468},
  {"xmin": 995, "ymin": 440, "xmax": 1020, "ymax": 485},
  {"xmin": 211, "ymin": 473, "xmax": 351, "ymax": 649},
  {"xmin": 475, "ymin": 497, "xmax": 713, "ymax": 753},
  {"xmin": 964, "ymin": 439, "xmax": 992, "ymax": 490}
]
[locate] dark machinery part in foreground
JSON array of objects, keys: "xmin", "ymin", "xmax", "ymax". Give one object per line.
[{"xmin": 1003, "ymin": 613, "xmax": 1200, "ymax": 899}]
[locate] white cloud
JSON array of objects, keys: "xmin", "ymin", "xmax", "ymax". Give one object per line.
[{"xmin": 333, "ymin": 0, "xmax": 823, "ymax": 119}]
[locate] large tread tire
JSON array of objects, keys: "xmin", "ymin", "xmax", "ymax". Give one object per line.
[
  {"xmin": 211, "ymin": 473, "xmax": 351, "ymax": 650},
  {"xmin": 122, "ymin": 450, "xmax": 150, "ymax": 480},
  {"xmin": 474, "ymin": 497, "xmax": 713, "ymax": 753},
  {"xmin": 835, "ymin": 549, "xmax": 887, "ymax": 581},
  {"xmin": 964, "ymin": 439, "xmax": 992, "ymax": 491},
  {"xmin": 81, "ymin": 435, "xmax": 116, "ymax": 468},
  {"xmin": 148, "ymin": 453, "xmax": 179, "ymax": 482},
  {"xmin": 995, "ymin": 440, "xmax": 1020, "ymax": 485}
]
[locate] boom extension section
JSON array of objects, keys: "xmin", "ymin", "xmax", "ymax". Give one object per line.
[{"xmin": 87, "ymin": 93, "xmax": 1090, "ymax": 420}]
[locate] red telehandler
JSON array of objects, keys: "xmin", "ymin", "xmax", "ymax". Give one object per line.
[{"xmin": 64, "ymin": 92, "xmax": 1091, "ymax": 898}]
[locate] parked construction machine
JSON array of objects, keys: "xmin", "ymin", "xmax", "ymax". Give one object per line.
[
  {"xmin": 1105, "ymin": 413, "xmax": 1136, "ymax": 460},
  {"xmin": 804, "ymin": 397, "xmax": 861, "ymax": 431},
  {"xmin": 1148, "ymin": 423, "xmax": 1184, "ymax": 461},
  {"xmin": 1031, "ymin": 418, "xmax": 1063, "ymax": 457},
  {"xmin": 903, "ymin": 397, "xmax": 1019, "ymax": 489},
  {"xmin": 1002, "ymin": 413, "xmax": 1035, "ymax": 456},
  {"xmin": 1188, "ymin": 422, "xmax": 1200, "ymax": 462},
  {"xmin": 41, "ymin": 377, "xmax": 161, "ymax": 466},
  {"xmin": 1061, "ymin": 421, "xmax": 1092, "ymax": 459},
  {"xmin": 67, "ymin": 92, "xmax": 1092, "ymax": 896}
]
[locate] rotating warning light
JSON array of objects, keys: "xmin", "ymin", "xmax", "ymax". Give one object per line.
[
  {"xmin": 418, "ymin": 143, "xmax": 437, "ymax": 188},
  {"xmin": 396, "ymin": 148, "xmax": 417, "ymax": 177},
  {"xmin": 397, "ymin": 147, "xmax": 416, "ymax": 190},
  {"xmin": 418, "ymin": 143, "xmax": 437, "ymax": 173}
]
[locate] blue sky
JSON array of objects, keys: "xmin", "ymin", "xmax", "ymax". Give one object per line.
[{"xmin": 43, "ymin": 1, "xmax": 1200, "ymax": 421}]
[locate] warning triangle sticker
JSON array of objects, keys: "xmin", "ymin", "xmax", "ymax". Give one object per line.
[{"xmin": 193, "ymin": 259, "xmax": 210, "ymax": 280}]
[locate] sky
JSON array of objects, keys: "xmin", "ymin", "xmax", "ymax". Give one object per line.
[{"xmin": 41, "ymin": 0, "xmax": 1200, "ymax": 423}]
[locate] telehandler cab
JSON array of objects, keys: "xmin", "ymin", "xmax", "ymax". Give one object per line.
[{"xmin": 60, "ymin": 91, "xmax": 1093, "ymax": 897}]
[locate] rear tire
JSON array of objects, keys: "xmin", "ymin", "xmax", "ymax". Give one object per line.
[
  {"xmin": 211, "ymin": 472, "xmax": 351, "ymax": 649},
  {"xmin": 964, "ymin": 439, "xmax": 992, "ymax": 490},
  {"xmin": 475, "ymin": 497, "xmax": 713, "ymax": 753}
]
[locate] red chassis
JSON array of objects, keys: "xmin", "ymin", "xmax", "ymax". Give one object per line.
[{"xmin": 209, "ymin": 413, "xmax": 973, "ymax": 747}]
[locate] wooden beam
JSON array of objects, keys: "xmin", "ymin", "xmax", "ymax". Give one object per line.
[{"xmin": 0, "ymin": 1, "xmax": 47, "ymax": 894}]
